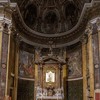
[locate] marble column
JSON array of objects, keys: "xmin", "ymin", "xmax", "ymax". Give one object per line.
[
  {"xmin": 81, "ymin": 34, "xmax": 88, "ymax": 100},
  {"xmin": 5, "ymin": 23, "xmax": 12, "ymax": 98},
  {"xmin": 0, "ymin": 21, "xmax": 4, "ymax": 100},
  {"xmin": 62, "ymin": 49, "xmax": 67, "ymax": 100},
  {"xmin": 34, "ymin": 48, "xmax": 40, "ymax": 100},
  {"xmin": 59, "ymin": 64, "xmax": 62, "ymax": 88},
  {"xmin": 87, "ymin": 23, "xmax": 94, "ymax": 100},
  {"xmin": 13, "ymin": 33, "xmax": 21, "ymax": 100},
  {"xmin": 96, "ymin": 18, "xmax": 100, "ymax": 89}
]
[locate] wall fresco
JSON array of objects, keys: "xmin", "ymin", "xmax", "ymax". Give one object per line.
[
  {"xmin": 19, "ymin": 51, "xmax": 34, "ymax": 78},
  {"xmin": 67, "ymin": 48, "xmax": 82, "ymax": 79}
]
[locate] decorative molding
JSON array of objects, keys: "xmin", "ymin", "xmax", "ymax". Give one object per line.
[
  {"xmin": 67, "ymin": 77, "xmax": 83, "ymax": 81},
  {"xmin": 18, "ymin": 77, "xmax": 35, "ymax": 81},
  {"xmin": 0, "ymin": 0, "xmax": 8, "ymax": 3},
  {"xmin": 95, "ymin": 89, "xmax": 100, "ymax": 92}
]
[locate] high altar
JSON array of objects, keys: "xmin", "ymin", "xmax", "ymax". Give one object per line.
[{"xmin": 35, "ymin": 53, "xmax": 66, "ymax": 100}]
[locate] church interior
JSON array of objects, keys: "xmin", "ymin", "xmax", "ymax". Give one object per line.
[{"xmin": 0, "ymin": 0, "xmax": 100, "ymax": 100}]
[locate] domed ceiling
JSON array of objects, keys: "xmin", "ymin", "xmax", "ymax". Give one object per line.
[{"xmin": 11, "ymin": 0, "xmax": 100, "ymax": 47}]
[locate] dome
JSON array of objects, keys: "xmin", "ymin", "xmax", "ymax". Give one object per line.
[{"xmin": 12, "ymin": 0, "xmax": 99, "ymax": 47}]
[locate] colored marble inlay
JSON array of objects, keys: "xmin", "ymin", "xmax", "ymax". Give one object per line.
[{"xmin": 95, "ymin": 93, "xmax": 100, "ymax": 100}]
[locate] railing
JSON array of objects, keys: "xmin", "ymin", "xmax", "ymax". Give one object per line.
[{"xmin": 36, "ymin": 87, "xmax": 64, "ymax": 100}]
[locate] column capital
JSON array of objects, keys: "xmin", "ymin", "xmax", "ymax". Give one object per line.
[
  {"xmin": 3, "ymin": 22, "xmax": 12, "ymax": 34},
  {"xmin": 85, "ymin": 22, "xmax": 93, "ymax": 34},
  {"xmin": 0, "ymin": 17, "xmax": 12, "ymax": 34},
  {"xmin": 96, "ymin": 18, "xmax": 100, "ymax": 31},
  {"xmin": 80, "ymin": 34, "xmax": 88, "ymax": 44},
  {"xmin": 81, "ymin": 22, "xmax": 94, "ymax": 44},
  {"xmin": 89, "ymin": 17, "xmax": 100, "ymax": 31}
]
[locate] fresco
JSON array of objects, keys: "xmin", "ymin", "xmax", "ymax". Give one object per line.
[
  {"xmin": 19, "ymin": 51, "xmax": 34, "ymax": 78},
  {"xmin": 67, "ymin": 49, "xmax": 82, "ymax": 79}
]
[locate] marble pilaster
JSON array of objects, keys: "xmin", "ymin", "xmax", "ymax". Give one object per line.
[
  {"xmin": 96, "ymin": 18, "xmax": 100, "ymax": 89},
  {"xmin": 81, "ymin": 34, "xmax": 88, "ymax": 100},
  {"xmin": 13, "ymin": 33, "xmax": 21, "ymax": 100},
  {"xmin": 87, "ymin": 23, "xmax": 94, "ymax": 100}
]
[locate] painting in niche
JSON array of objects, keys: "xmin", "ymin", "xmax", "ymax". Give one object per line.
[
  {"xmin": 19, "ymin": 51, "xmax": 34, "ymax": 78},
  {"xmin": 68, "ymin": 49, "xmax": 82, "ymax": 79},
  {"xmin": 46, "ymin": 71, "xmax": 55, "ymax": 83}
]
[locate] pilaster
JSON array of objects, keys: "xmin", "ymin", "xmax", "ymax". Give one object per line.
[
  {"xmin": 5, "ymin": 22, "xmax": 12, "ymax": 97},
  {"xmin": 0, "ymin": 21, "xmax": 3, "ymax": 100},
  {"xmin": 13, "ymin": 33, "xmax": 21, "ymax": 100},
  {"xmin": 62, "ymin": 49, "xmax": 67, "ymax": 100},
  {"xmin": 87, "ymin": 23, "xmax": 94, "ymax": 100},
  {"xmin": 81, "ymin": 34, "xmax": 88, "ymax": 100},
  {"xmin": 0, "ymin": 1, "xmax": 16, "ymax": 99},
  {"xmin": 0, "ymin": 17, "xmax": 12, "ymax": 100},
  {"xmin": 97, "ymin": 18, "xmax": 100, "ymax": 89},
  {"xmin": 34, "ymin": 48, "xmax": 40, "ymax": 100},
  {"xmin": 93, "ymin": 18, "xmax": 100, "ymax": 100}
]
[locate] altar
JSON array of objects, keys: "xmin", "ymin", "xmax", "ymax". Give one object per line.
[
  {"xmin": 35, "ymin": 52, "xmax": 66, "ymax": 100},
  {"xmin": 37, "ymin": 96, "xmax": 63, "ymax": 100},
  {"xmin": 36, "ymin": 86, "xmax": 64, "ymax": 100}
]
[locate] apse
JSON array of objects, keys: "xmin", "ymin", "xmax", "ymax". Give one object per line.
[{"xmin": 0, "ymin": 0, "xmax": 100, "ymax": 100}]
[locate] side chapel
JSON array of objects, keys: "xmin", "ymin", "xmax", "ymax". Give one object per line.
[{"xmin": 0, "ymin": 0, "xmax": 100, "ymax": 100}]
